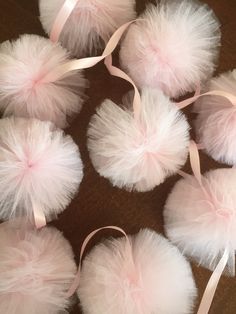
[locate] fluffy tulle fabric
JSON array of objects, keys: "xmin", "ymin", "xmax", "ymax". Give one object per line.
[
  {"xmin": 0, "ymin": 117, "xmax": 83, "ymax": 222},
  {"xmin": 164, "ymin": 168, "xmax": 236, "ymax": 276},
  {"xmin": 87, "ymin": 88, "xmax": 190, "ymax": 192},
  {"xmin": 0, "ymin": 34, "xmax": 87, "ymax": 128},
  {"xmin": 78, "ymin": 229, "xmax": 197, "ymax": 314},
  {"xmin": 39, "ymin": 0, "xmax": 136, "ymax": 57},
  {"xmin": 194, "ymin": 70, "xmax": 236, "ymax": 165},
  {"xmin": 0, "ymin": 221, "xmax": 76, "ymax": 314},
  {"xmin": 120, "ymin": 0, "xmax": 221, "ymax": 98}
]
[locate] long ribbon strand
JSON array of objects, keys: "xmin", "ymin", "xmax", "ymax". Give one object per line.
[
  {"xmin": 177, "ymin": 90, "xmax": 236, "ymax": 109},
  {"xmin": 66, "ymin": 226, "xmax": 131, "ymax": 298},
  {"xmin": 181, "ymin": 141, "xmax": 230, "ymax": 314},
  {"xmin": 197, "ymin": 249, "xmax": 229, "ymax": 314},
  {"xmin": 50, "ymin": 0, "xmax": 78, "ymax": 42}
]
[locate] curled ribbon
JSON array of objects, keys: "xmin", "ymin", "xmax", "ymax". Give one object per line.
[
  {"xmin": 66, "ymin": 226, "xmax": 132, "ymax": 298},
  {"xmin": 48, "ymin": 0, "xmax": 142, "ymax": 117},
  {"xmin": 104, "ymin": 54, "xmax": 142, "ymax": 121},
  {"xmin": 46, "ymin": 20, "xmax": 136, "ymax": 81}
]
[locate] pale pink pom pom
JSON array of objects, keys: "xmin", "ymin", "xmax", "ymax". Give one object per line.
[
  {"xmin": 120, "ymin": 0, "xmax": 221, "ymax": 98},
  {"xmin": 164, "ymin": 168, "xmax": 236, "ymax": 276},
  {"xmin": 39, "ymin": 0, "xmax": 136, "ymax": 57},
  {"xmin": 0, "ymin": 221, "xmax": 76, "ymax": 314},
  {"xmin": 194, "ymin": 70, "xmax": 236, "ymax": 165},
  {"xmin": 0, "ymin": 117, "xmax": 83, "ymax": 223},
  {"xmin": 0, "ymin": 34, "xmax": 87, "ymax": 128},
  {"xmin": 87, "ymin": 88, "xmax": 190, "ymax": 192},
  {"xmin": 78, "ymin": 229, "xmax": 197, "ymax": 314}
]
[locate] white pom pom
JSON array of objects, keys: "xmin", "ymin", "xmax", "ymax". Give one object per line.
[
  {"xmin": 0, "ymin": 34, "xmax": 87, "ymax": 128},
  {"xmin": 0, "ymin": 221, "xmax": 76, "ymax": 314},
  {"xmin": 120, "ymin": 0, "xmax": 221, "ymax": 98},
  {"xmin": 194, "ymin": 70, "xmax": 236, "ymax": 165},
  {"xmin": 87, "ymin": 88, "xmax": 190, "ymax": 192},
  {"xmin": 164, "ymin": 168, "xmax": 236, "ymax": 275},
  {"xmin": 78, "ymin": 229, "xmax": 197, "ymax": 314},
  {"xmin": 39, "ymin": 0, "xmax": 136, "ymax": 57},
  {"xmin": 0, "ymin": 117, "xmax": 83, "ymax": 222}
]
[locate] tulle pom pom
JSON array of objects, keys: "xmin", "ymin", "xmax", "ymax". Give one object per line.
[
  {"xmin": 194, "ymin": 70, "xmax": 236, "ymax": 165},
  {"xmin": 0, "ymin": 221, "xmax": 76, "ymax": 314},
  {"xmin": 164, "ymin": 168, "xmax": 236, "ymax": 276},
  {"xmin": 0, "ymin": 117, "xmax": 83, "ymax": 223},
  {"xmin": 87, "ymin": 88, "xmax": 190, "ymax": 192},
  {"xmin": 0, "ymin": 34, "xmax": 87, "ymax": 128},
  {"xmin": 39, "ymin": 0, "xmax": 136, "ymax": 57},
  {"xmin": 120, "ymin": 0, "xmax": 221, "ymax": 98},
  {"xmin": 78, "ymin": 229, "xmax": 197, "ymax": 314}
]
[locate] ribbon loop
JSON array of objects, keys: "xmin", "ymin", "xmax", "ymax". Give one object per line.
[{"xmin": 66, "ymin": 226, "xmax": 130, "ymax": 298}]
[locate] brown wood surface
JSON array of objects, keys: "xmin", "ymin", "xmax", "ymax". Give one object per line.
[{"xmin": 0, "ymin": 0, "xmax": 235, "ymax": 313}]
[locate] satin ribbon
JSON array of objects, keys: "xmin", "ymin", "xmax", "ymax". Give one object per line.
[
  {"xmin": 32, "ymin": 202, "xmax": 46, "ymax": 229},
  {"xmin": 66, "ymin": 226, "xmax": 131, "ymax": 298},
  {"xmin": 46, "ymin": 20, "xmax": 136, "ymax": 81},
  {"xmin": 177, "ymin": 90, "xmax": 236, "ymax": 109},
  {"xmin": 50, "ymin": 0, "xmax": 78, "ymax": 42},
  {"xmin": 189, "ymin": 140, "xmax": 202, "ymax": 186},
  {"xmin": 104, "ymin": 54, "xmax": 142, "ymax": 121},
  {"xmin": 197, "ymin": 249, "xmax": 229, "ymax": 314},
  {"xmin": 50, "ymin": 17, "xmax": 142, "ymax": 118},
  {"xmin": 177, "ymin": 90, "xmax": 236, "ymax": 151},
  {"xmin": 180, "ymin": 141, "xmax": 230, "ymax": 314}
]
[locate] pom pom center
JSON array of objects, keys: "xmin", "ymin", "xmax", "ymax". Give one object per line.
[
  {"xmin": 148, "ymin": 44, "xmax": 171, "ymax": 68},
  {"xmin": 216, "ymin": 208, "xmax": 234, "ymax": 219}
]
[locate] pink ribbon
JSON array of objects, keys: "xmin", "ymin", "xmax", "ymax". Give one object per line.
[
  {"xmin": 50, "ymin": 18, "xmax": 142, "ymax": 119},
  {"xmin": 46, "ymin": 20, "xmax": 136, "ymax": 81},
  {"xmin": 197, "ymin": 249, "xmax": 229, "ymax": 314},
  {"xmin": 104, "ymin": 54, "xmax": 142, "ymax": 121},
  {"xmin": 66, "ymin": 226, "xmax": 131, "ymax": 298},
  {"xmin": 189, "ymin": 140, "xmax": 203, "ymax": 186},
  {"xmin": 177, "ymin": 90, "xmax": 236, "ymax": 109},
  {"xmin": 32, "ymin": 202, "xmax": 46, "ymax": 229},
  {"xmin": 50, "ymin": 0, "xmax": 78, "ymax": 42},
  {"xmin": 180, "ymin": 141, "xmax": 230, "ymax": 314}
]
